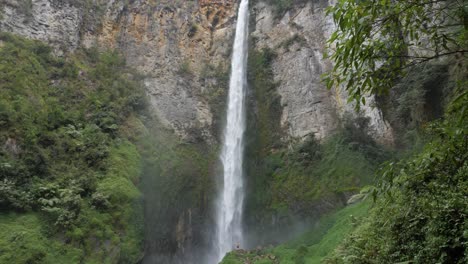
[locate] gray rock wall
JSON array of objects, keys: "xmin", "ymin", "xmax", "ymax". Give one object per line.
[
  {"xmin": 0, "ymin": 0, "xmax": 82, "ymax": 52},
  {"xmin": 0, "ymin": 0, "xmax": 394, "ymax": 146},
  {"xmin": 252, "ymin": 0, "xmax": 337, "ymax": 141},
  {"xmin": 252, "ymin": 0, "xmax": 394, "ymax": 144}
]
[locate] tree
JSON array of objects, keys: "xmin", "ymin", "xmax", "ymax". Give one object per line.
[{"xmin": 324, "ymin": 0, "xmax": 468, "ymax": 106}]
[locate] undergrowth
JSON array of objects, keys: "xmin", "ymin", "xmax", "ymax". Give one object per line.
[
  {"xmin": 0, "ymin": 33, "xmax": 146, "ymax": 263},
  {"xmin": 326, "ymin": 90, "xmax": 468, "ymax": 264}
]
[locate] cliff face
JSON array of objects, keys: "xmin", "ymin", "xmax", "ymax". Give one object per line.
[
  {"xmin": 0, "ymin": 0, "xmax": 393, "ymax": 146},
  {"xmin": 0, "ymin": 0, "xmax": 238, "ymax": 144},
  {"xmin": 251, "ymin": 0, "xmax": 393, "ymax": 144},
  {"xmin": 83, "ymin": 0, "xmax": 238, "ymax": 143},
  {"xmin": 0, "ymin": 0, "xmax": 82, "ymax": 51},
  {"xmin": 0, "ymin": 0, "xmax": 395, "ymax": 261}
]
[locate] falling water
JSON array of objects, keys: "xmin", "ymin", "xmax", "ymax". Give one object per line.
[{"xmin": 214, "ymin": 0, "xmax": 249, "ymax": 262}]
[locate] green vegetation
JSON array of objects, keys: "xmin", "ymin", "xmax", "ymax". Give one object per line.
[
  {"xmin": 0, "ymin": 213, "xmax": 80, "ymax": 263},
  {"xmin": 188, "ymin": 23, "xmax": 198, "ymax": 38},
  {"xmin": 262, "ymin": 125, "xmax": 386, "ymax": 212},
  {"xmin": 178, "ymin": 60, "xmax": 193, "ymax": 77},
  {"xmin": 244, "ymin": 47, "xmax": 391, "ymax": 244},
  {"xmin": 221, "ymin": 201, "xmax": 371, "ymax": 264},
  {"xmin": 245, "ymin": 117, "xmax": 391, "ymax": 240},
  {"xmin": 240, "ymin": 1, "xmax": 467, "ymax": 263},
  {"xmin": 243, "ymin": 47, "xmax": 283, "ymax": 228},
  {"xmin": 377, "ymin": 63, "xmax": 453, "ymax": 149},
  {"xmin": 0, "ymin": 33, "xmax": 146, "ymax": 263},
  {"xmin": 325, "ymin": 0, "xmax": 467, "ymax": 106},
  {"xmin": 139, "ymin": 121, "xmax": 219, "ymax": 258},
  {"xmin": 200, "ymin": 62, "xmax": 229, "ymax": 138},
  {"xmin": 321, "ymin": 1, "xmax": 468, "ymax": 260},
  {"xmin": 326, "ymin": 91, "xmax": 467, "ymax": 263},
  {"xmin": 225, "ymin": 89, "xmax": 467, "ymax": 264}
]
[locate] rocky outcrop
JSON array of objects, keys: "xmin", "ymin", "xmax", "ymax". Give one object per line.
[
  {"xmin": 252, "ymin": 0, "xmax": 393, "ymax": 144},
  {"xmin": 0, "ymin": 0, "xmax": 238, "ymax": 144},
  {"xmin": 0, "ymin": 0, "xmax": 82, "ymax": 52},
  {"xmin": 252, "ymin": 0, "xmax": 337, "ymax": 140},
  {"xmin": 83, "ymin": 0, "xmax": 238, "ymax": 143}
]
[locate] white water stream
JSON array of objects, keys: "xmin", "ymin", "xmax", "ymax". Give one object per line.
[{"xmin": 214, "ymin": 0, "xmax": 250, "ymax": 262}]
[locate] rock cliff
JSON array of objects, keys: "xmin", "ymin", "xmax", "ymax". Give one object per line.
[
  {"xmin": 0, "ymin": 0, "xmax": 396, "ymax": 261},
  {"xmin": 0, "ymin": 0, "xmax": 394, "ymax": 146},
  {"xmin": 251, "ymin": 0, "xmax": 393, "ymax": 144},
  {"xmin": 1, "ymin": 0, "xmax": 239, "ymax": 144}
]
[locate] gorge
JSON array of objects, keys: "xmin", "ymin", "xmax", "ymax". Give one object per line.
[{"xmin": 0, "ymin": 0, "xmax": 466, "ymax": 264}]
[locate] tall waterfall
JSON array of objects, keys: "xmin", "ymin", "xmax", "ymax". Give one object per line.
[{"xmin": 214, "ymin": 0, "xmax": 249, "ymax": 262}]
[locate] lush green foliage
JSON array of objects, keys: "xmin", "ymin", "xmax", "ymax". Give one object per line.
[
  {"xmin": 0, "ymin": 213, "xmax": 82, "ymax": 263},
  {"xmin": 325, "ymin": 0, "xmax": 467, "ymax": 106},
  {"xmin": 322, "ymin": 1, "xmax": 468, "ymax": 261},
  {"xmin": 224, "ymin": 88, "xmax": 467, "ymax": 264},
  {"xmin": 326, "ymin": 90, "xmax": 468, "ymax": 264},
  {"xmin": 0, "ymin": 33, "xmax": 146, "ymax": 263},
  {"xmin": 266, "ymin": 124, "xmax": 389, "ymax": 216},
  {"xmin": 377, "ymin": 63, "xmax": 453, "ymax": 149}
]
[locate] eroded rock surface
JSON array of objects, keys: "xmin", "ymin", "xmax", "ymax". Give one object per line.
[
  {"xmin": 0, "ymin": 0, "xmax": 394, "ymax": 145},
  {"xmin": 1, "ymin": 0, "xmax": 238, "ymax": 144},
  {"xmin": 252, "ymin": 0, "xmax": 393, "ymax": 144},
  {"xmin": 0, "ymin": 0, "xmax": 82, "ymax": 51}
]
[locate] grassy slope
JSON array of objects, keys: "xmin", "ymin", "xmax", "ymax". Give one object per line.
[{"xmin": 222, "ymin": 201, "xmax": 370, "ymax": 264}]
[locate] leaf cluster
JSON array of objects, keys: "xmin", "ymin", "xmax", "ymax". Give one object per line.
[
  {"xmin": 325, "ymin": 0, "xmax": 467, "ymax": 107},
  {"xmin": 328, "ymin": 91, "xmax": 468, "ymax": 263}
]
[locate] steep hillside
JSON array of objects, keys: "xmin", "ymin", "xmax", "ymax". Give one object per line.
[
  {"xmin": 222, "ymin": 0, "xmax": 467, "ymax": 262},
  {"xmin": 1, "ymin": 0, "xmax": 464, "ymax": 263},
  {"xmin": 0, "ymin": 33, "xmax": 146, "ymax": 263}
]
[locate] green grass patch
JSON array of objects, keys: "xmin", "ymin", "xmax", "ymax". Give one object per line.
[{"xmin": 221, "ymin": 201, "xmax": 371, "ymax": 264}]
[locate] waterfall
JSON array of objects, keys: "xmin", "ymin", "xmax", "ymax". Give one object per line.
[{"xmin": 214, "ymin": 0, "xmax": 249, "ymax": 262}]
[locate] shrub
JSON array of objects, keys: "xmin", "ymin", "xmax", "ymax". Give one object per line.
[
  {"xmin": 0, "ymin": 33, "xmax": 147, "ymax": 261},
  {"xmin": 327, "ymin": 92, "xmax": 468, "ymax": 264}
]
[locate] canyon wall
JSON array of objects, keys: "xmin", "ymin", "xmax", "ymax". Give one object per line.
[
  {"xmin": 251, "ymin": 0, "xmax": 393, "ymax": 144},
  {"xmin": 0, "ymin": 0, "xmax": 395, "ymax": 261},
  {"xmin": 0, "ymin": 0, "xmax": 393, "ymax": 146}
]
